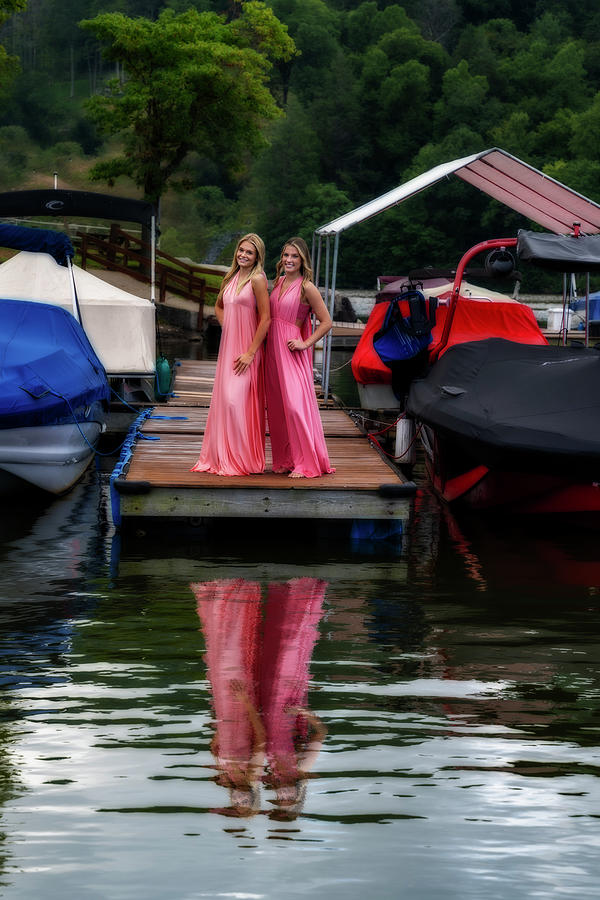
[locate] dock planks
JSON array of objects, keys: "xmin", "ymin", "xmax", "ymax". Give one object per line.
[{"xmin": 111, "ymin": 360, "xmax": 415, "ymax": 524}]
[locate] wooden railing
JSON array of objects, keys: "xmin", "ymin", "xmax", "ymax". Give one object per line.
[{"xmin": 76, "ymin": 225, "xmax": 226, "ymax": 330}]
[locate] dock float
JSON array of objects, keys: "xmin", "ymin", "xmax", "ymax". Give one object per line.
[{"xmin": 110, "ymin": 360, "xmax": 415, "ymax": 528}]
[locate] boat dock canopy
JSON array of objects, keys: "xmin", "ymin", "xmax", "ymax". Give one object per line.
[
  {"xmin": 313, "ymin": 147, "xmax": 600, "ymax": 397},
  {"xmin": 0, "ymin": 190, "xmax": 157, "ymax": 229},
  {"xmin": 314, "ymin": 148, "xmax": 600, "ymax": 237}
]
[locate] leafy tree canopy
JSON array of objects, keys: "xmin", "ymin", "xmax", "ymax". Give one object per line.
[
  {"xmin": 0, "ymin": 0, "xmax": 26, "ymax": 98},
  {"xmin": 0, "ymin": 0, "xmax": 26, "ymax": 26},
  {"xmin": 2, "ymin": 0, "xmax": 600, "ymax": 284},
  {"xmin": 80, "ymin": 2, "xmax": 296, "ymax": 205}
]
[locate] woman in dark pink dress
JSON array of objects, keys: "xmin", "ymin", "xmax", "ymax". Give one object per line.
[{"xmin": 265, "ymin": 237, "xmax": 335, "ymax": 477}]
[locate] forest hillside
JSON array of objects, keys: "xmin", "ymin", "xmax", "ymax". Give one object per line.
[{"xmin": 1, "ymin": 0, "xmax": 600, "ymax": 287}]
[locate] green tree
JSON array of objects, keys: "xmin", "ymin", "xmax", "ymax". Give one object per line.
[
  {"xmin": 0, "ymin": 0, "xmax": 26, "ymax": 100},
  {"xmin": 0, "ymin": 0, "xmax": 26, "ymax": 25},
  {"xmin": 349, "ymin": 21, "xmax": 449, "ymax": 191},
  {"xmin": 453, "ymin": 19, "xmax": 522, "ymax": 97},
  {"xmin": 80, "ymin": 2, "xmax": 296, "ymax": 206},
  {"xmin": 0, "ymin": 124, "xmax": 31, "ymax": 187},
  {"xmin": 490, "ymin": 109, "xmax": 535, "ymax": 161},
  {"xmin": 269, "ymin": 0, "xmax": 341, "ymax": 102},
  {"xmin": 242, "ymin": 94, "xmax": 351, "ymax": 267},
  {"xmin": 433, "ymin": 59, "xmax": 488, "ymax": 132}
]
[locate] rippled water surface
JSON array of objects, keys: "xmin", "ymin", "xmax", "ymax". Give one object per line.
[{"xmin": 1, "ymin": 353, "xmax": 599, "ymax": 898}]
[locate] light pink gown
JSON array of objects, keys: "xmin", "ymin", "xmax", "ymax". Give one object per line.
[
  {"xmin": 191, "ymin": 272, "xmax": 266, "ymax": 475},
  {"xmin": 192, "ymin": 579, "xmax": 262, "ymax": 782},
  {"xmin": 265, "ymin": 277, "xmax": 335, "ymax": 477}
]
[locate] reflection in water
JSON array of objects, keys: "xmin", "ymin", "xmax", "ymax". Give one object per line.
[
  {"xmin": 1, "ymin": 453, "xmax": 600, "ymax": 897},
  {"xmin": 408, "ymin": 483, "xmax": 600, "ymax": 595},
  {"xmin": 261, "ymin": 578, "xmax": 327, "ymax": 820},
  {"xmin": 192, "ymin": 577, "xmax": 327, "ymax": 820},
  {"xmin": 193, "ymin": 579, "xmax": 263, "ymax": 818}
]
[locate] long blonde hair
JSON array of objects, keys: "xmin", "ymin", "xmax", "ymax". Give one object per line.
[
  {"xmin": 275, "ymin": 236, "xmax": 313, "ymax": 297},
  {"xmin": 218, "ymin": 233, "xmax": 265, "ymax": 301}
]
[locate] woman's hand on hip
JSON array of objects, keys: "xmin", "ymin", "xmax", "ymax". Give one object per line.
[{"xmin": 287, "ymin": 338, "xmax": 307, "ymax": 352}]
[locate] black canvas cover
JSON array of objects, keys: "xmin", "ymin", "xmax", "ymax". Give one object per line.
[
  {"xmin": 517, "ymin": 229, "xmax": 600, "ymax": 272},
  {"xmin": 406, "ymin": 338, "xmax": 600, "ymax": 475},
  {"xmin": 0, "ymin": 190, "xmax": 156, "ymax": 229}
]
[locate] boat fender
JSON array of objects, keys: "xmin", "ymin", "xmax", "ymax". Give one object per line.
[
  {"xmin": 395, "ymin": 417, "xmax": 416, "ymax": 465},
  {"xmin": 378, "ymin": 482, "xmax": 417, "ymax": 497},
  {"xmin": 155, "ymin": 356, "xmax": 172, "ymax": 397}
]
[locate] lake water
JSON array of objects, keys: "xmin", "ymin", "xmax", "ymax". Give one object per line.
[{"xmin": 0, "ymin": 348, "xmax": 599, "ymax": 899}]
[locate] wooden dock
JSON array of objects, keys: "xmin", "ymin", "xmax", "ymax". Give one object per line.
[{"xmin": 110, "ymin": 360, "xmax": 415, "ymax": 528}]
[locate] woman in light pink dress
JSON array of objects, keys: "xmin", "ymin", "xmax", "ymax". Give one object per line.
[
  {"xmin": 191, "ymin": 233, "xmax": 270, "ymax": 475},
  {"xmin": 265, "ymin": 237, "xmax": 335, "ymax": 477}
]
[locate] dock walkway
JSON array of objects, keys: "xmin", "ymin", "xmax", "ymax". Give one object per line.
[{"xmin": 110, "ymin": 360, "xmax": 415, "ymax": 528}]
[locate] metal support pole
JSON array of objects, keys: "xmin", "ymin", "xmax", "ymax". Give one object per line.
[
  {"xmin": 321, "ymin": 236, "xmax": 331, "ymax": 394},
  {"xmin": 150, "ymin": 214, "xmax": 156, "ymax": 304},
  {"xmin": 586, "ymin": 272, "xmax": 590, "ymax": 348},
  {"xmin": 322, "ymin": 233, "xmax": 339, "ymax": 401},
  {"xmin": 561, "ymin": 273, "xmax": 567, "ymax": 346},
  {"xmin": 314, "ymin": 233, "xmax": 323, "ymax": 362},
  {"xmin": 314, "ymin": 234, "xmax": 324, "ymax": 382},
  {"xmin": 314, "ymin": 234, "xmax": 322, "ymax": 290},
  {"xmin": 66, "ymin": 257, "xmax": 81, "ymax": 324},
  {"xmin": 315, "ymin": 235, "xmax": 323, "ymax": 331}
]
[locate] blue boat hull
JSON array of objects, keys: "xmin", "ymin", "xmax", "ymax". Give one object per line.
[{"xmin": 0, "ymin": 298, "xmax": 110, "ymax": 494}]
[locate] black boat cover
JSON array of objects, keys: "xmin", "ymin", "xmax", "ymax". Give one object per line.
[
  {"xmin": 517, "ymin": 229, "xmax": 600, "ymax": 272},
  {"xmin": 0, "ymin": 190, "xmax": 156, "ymax": 229},
  {"xmin": 406, "ymin": 338, "xmax": 600, "ymax": 475}
]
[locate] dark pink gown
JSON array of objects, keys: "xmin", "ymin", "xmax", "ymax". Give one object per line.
[
  {"xmin": 260, "ymin": 577, "xmax": 327, "ymax": 783},
  {"xmin": 265, "ymin": 277, "xmax": 335, "ymax": 477}
]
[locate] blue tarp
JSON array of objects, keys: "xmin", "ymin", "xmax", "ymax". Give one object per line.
[
  {"xmin": 570, "ymin": 291, "xmax": 600, "ymax": 320},
  {"xmin": 0, "ymin": 223, "xmax": 74, "ymax": 264},
  {"xmin": 0, "ymin": 298, "xmax": 109, "ymax": 428}
]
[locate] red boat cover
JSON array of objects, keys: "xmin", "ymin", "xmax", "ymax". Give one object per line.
[{"xmin": 352, "ymin": 290, "xmax": 547, "ymax": 385}]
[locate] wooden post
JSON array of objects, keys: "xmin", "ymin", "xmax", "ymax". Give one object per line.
[
  {"xmin": 159, "ymin": 267, "xmax": 167, "ymax": 303},
  {"xmin": 80, "ymin": 233, "xmax": 88, "ymax": 269},
  {"xmin": 197, "ymin": 281, "xmax": 205, "ymax": 331},
  {"xmin": 107, "ymin": 223, "xmax": 120, "ymax": 268}
]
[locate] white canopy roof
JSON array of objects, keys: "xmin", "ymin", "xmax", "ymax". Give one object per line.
[
  {"xmin": 0, "ymin": 251, "xmax": 156, "ymax": 374},
  {"xmin": 315, "ymin": 148, "xmax": 600, "ymax": 237}
]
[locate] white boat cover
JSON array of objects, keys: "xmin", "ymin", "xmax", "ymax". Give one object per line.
[{"xmin": 0, "ymin": 251, "xmax": 156, "ymax": 374}]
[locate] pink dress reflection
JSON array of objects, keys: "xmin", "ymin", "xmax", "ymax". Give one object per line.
[
  {"xmin": 260, "ymin": 577, "xmax": 328, "ymax": 789},
  {"xmin": 192, "ymin": 578, "xmax": 263, "ymax": 813},
  {"xmin": 193, "ymin": 576, "xmax": 327, "ymax": 819}
]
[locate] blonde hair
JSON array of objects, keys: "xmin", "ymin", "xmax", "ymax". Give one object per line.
[
  {"xmin": 218, "ymin": 233, "xmax": 265, "ymax": 301},
  {"xmin": 275, "ymin": 236, "xmax": 314, "ymax": 297}
]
